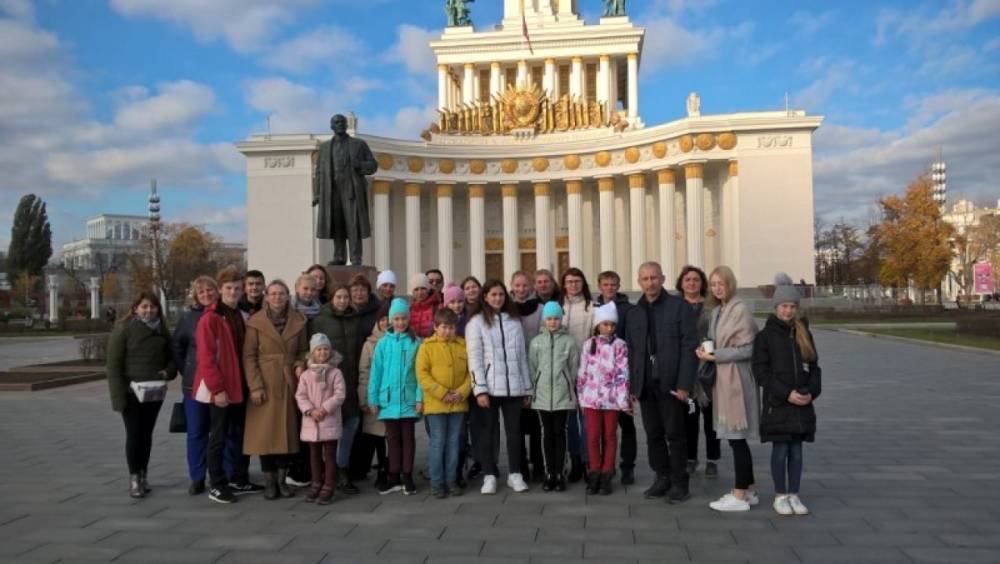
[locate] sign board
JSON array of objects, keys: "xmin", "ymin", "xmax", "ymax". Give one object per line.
[{"xmin": 973, "ymin": 262, "xmax": 994, "ymax": 295}]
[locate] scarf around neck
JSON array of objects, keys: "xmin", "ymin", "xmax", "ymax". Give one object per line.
[
  {"xmin": 266, "ymin": 304, "xmax": 289, "ymax": 334},
  {"xmin": 712, "ymin": 297, "xmax": 758, "ymax": 432}
]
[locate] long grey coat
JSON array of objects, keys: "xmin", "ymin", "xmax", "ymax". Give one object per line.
[{"xmin": 315, "ymin": 135, "xmax": 378, "ymax": 240}]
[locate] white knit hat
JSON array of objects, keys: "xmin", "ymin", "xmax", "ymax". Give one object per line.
[
  {"xmin": 309, "ymin": 332, "xmax": 331, "ymax": 353},
  {"xmin": 376, "ymin": 270, "xmax": 397, "ymax": 287},
  {"xmin": 592, "ymin": 302, "xmax": 619, "ymax": 328}
]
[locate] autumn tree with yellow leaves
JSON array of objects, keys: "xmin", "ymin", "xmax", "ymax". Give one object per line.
[{"xmin": 870, "ymin": 173, "xmax": 955, "ymax": 303}]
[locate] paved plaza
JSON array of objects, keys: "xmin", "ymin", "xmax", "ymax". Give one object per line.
[{"xmin": 0, "ymin": 329, "xmax": 998, "ymax": 564}]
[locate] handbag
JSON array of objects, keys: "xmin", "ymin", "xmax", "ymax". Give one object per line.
[
  {"xmin": 696, "ymin": 361, "xmax": 717, "ymax": 389},
  {"xmin": 169, "ymin": 401, "xmax": 186, "ymax": 433},
  {"xmin": 129, "ymin": 380, "xmax": 168, "ymax": 403}
]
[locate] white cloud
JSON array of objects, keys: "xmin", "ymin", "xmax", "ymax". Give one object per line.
[
  {"xmin": 244, "ymin": 76, "xmax": 378, "ymax": 134},
  {"xmin": 0, "ymin": 0, "xmax": 34, "ymax": 20},
  {"xmin": 364, "ymin": 105, "xmax": 438, "ymax": 140},
  {"xmin": 113, "ymin": 80, "xmax": 217, "ymax": 133},
  {"xmin": 639, "ymin": 18, "xmax": 753, "ymax": 72},
  {"xmin": 787, "ymin": 10, "xmax": 834, "ymax": 35},
  {"xmin": 109, "ymin": 0, "xmax": 319, "ymax": 52},
  {"xmin": 263, "ymin": 25, "xmax": 364, "ymax": 73},
  {"xmin": 384, "ymin": 24, "xmax": 438, "ymax": 75},
  {"xmin": 813, "ymin": 91, "xmax": 1000, "ymax": 219},
  {"xmin": 176, "ymin": 203, "xmax": 248, "ymax": 243},
  {"xmin": 875, "ymin": 0, "xmax": 1000, "ymax": 46},
  {"xmin": 793, "ymin": 59, "xmax": 857, "ymax": 110}
]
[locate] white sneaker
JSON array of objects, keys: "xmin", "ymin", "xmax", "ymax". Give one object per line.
[
  {"xmin": 481, "ymin": 475, "xmax": 497, "ymax": 495},
  {"xmin": 772, "ymin": 495, "xmax": 794, "ymax": 516},
  {"xmin": 745, "ymin": 490, "xmax": 760, "ymax": 506},
  {"xmin": 787, "ymin": 494, "xmax": 809, "ymax": 515},
  {"xmin": 709, "ymin": 493, "xmax": 751, "ymax": 512},
  {"xmin": 507, "ymin": 473, "xmax": 529, "ymax": 493},
  {"xmin": 285, "ymin": 475, "xmax": 310, "ymax": 487}
]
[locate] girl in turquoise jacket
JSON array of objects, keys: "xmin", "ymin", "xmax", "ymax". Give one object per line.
[{"xmin": 368, "ymin": 298, "xmax": 423, "ymax": 495}]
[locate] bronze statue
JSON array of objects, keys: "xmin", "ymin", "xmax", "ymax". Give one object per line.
[
  {"xmin": 603, "ymin": 0, "xmax": 626, "ymax": 17},
  {"xmin": 313, "ymin": 114, "xmax": 377, "ymax": 266},
  {"xmin": 445, "ymin": 0, "xmax": 474, "ymax": 27}
]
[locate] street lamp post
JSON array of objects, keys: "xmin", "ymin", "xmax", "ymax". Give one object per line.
[{"xmin": 148, "ymin": 180, "xmax": 167, "ymax": 314}]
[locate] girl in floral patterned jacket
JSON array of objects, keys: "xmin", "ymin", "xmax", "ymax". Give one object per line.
[{"xmin": 577, "ymin": 302, "xmax": 631, "ymax": 495}]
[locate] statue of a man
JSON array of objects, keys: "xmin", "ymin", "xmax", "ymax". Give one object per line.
[
  {"xmin": 314, "ymin": 114, "xmax": 378, "ymax": 266},
  {"xmin": 603, "ymin": 0, "xmax": 626, "ymax": 17}
]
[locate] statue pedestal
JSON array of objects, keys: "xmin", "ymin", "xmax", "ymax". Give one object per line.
[{"xmin": 326, "ymin": 265, "xmax": 377, "ymax": 289}]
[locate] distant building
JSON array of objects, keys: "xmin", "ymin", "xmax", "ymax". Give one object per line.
[
  {"xmin": 942, "ymin": 198, "xmax": 1000, "ymax": 301},
  {"xmin": 60, "ymin": 214, "xmax": 247, "ymax": 272}
]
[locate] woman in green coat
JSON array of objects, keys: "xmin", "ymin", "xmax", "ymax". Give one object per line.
[
  {"xmin": 106, "ymin": 291, "xmax": 176, "ymax": 498},
  {"xmin": 527, "ymin": 302, "xmax": 579, "ymax": 491}
]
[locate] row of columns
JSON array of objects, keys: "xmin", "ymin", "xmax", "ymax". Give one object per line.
[
  {"xmin": 439, "ymin": 54, "xmax": 639, "ymax": 118},
  {"xmin": 371, "ymin": 160, "xmax": 738, "ymax": 284}
]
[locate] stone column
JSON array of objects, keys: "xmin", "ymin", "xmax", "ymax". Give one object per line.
[
  {"xmin": 571, "ymin": 56, "xmax": 583, "ymax": 98},
  {"xmin": 89, "ymin": 276, "xmax": 100, "ymax": 320},
  {"xmin": 463, "ymin": 63, "xmax": 475, "ymax": 105},
  {"xmin": 566, "ymin": 180, "xmax": 583, "ymax": 269},
  {"xmin": 517, "ymin": 59, "xmax": 528, "ymax": 87},
  {"xmin": 502, "ymin": 184, "xmax": 519, "ymax": 282},
  {"xmin": 627, "ymin": 53, "xmax": 639, "ymax": 118},
  {"xmin": 373, "ymin": 180, "xmax": 391, "ymax": 270},
  {"xmin": 47, "ymin": 274, "xmax": 59, "ymax": 324},
  {"xmin": 598, "ymin": 55, "xmax": 610, "ymax": 106},
  {"xmin": 729, "ymin": 160, "xmax": 742, "ymax": 280},
  {"xmin": 534, "ymin": 182, "xmax": 552, "ymax": 272},
  {"xmin": 405, "ymin": 182, "xmax": 422, "ymax": 281},
  {"xmin": 438, "ymin": 65, "xmax": 448, "ymax": 110},
  {"xmin": 468, "ymin": 184, "xmax": 487, "ymax": 282},
  {"xmin": 656, "ymin": 168, "xmax": 677, "ymax": 282},
  {"xmin": 543, "ymin": 58, "xmax": 556, "ymax": 96},
  {"xmin": 628, "ymin": 173, "xmax": 646, "ymax": 281},
  {"xmin": 684, "ymin": 162, "xmax": 705, "ymax": 268},
  {"xmin": 597, "ymin": 177, "xmax": 615, "ymax": 272},
  {"xmin": 437, "ymin": 184, "xmax": 455, "ymax": 283},
  {"xmin": 490, "ymin": 62, "xmax": 502, "ymax": 98}
]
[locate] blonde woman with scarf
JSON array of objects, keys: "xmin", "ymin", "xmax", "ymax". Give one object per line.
[{"xmin": 697, "ymin": 266, "xmax": 761, "ymax": 512}]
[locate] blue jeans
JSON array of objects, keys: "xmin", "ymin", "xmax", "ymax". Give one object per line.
[
  {"xmin": 771, "ymin": 441, "xmax": 804, "ymax": 494},
  {"xmin": 183, "ymin": 393, "xmax": 235, "ymax": 483},
  {"xmin": 337, "ymin": 415, "xmax": 360, "ymax": 468},
  {"xmin": 427, "ymin": 413, "xmax": 465, "ymax": 489}
]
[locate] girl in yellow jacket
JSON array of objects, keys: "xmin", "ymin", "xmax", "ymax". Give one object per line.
[{"xmin": 416, "ymin": 308, "xmax": 472, "ymax": 498}]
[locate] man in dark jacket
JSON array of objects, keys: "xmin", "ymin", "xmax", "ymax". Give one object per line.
[
  {"xmin": 595, "ymin": 270, "xmax": 637, "ymax": 485},
  {"xmin": 238, "ymin": 270, "xmax": 265, "ymax": 316},
  {"xmin": 624, "ymin": 262, "xmax": 698, "ymax": 503}
]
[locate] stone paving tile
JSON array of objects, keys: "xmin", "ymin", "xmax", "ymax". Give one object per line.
[
  {"xmin": 429, "ymin": 557, "xmax": 529, "ymax": 564},
  {"xmin": 3, "ymin": 331, "xmax": 1000, "ymax": 563}
]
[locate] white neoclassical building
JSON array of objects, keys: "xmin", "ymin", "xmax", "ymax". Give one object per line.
[{"xmin": 238, "ymin": 2, "xmax": 822, "ymax": 290}]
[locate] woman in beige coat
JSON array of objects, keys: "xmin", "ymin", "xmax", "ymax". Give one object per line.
[{"xmin": 243, "ymin": 279, "xmax": 309, "ymax": 500}]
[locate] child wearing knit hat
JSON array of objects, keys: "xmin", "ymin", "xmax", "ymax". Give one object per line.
[
  {"xmin": 577, "ymin": 302, "xmax": 631, "ymax": 495},
  {"xmin": 442, "ymin": 283, "xmax": 468, "ymax": 336},
  {"xmin": 294, "ymin": 333, "xmax": 346, "ymax": 505},
  {"xmin": 368, "ymin": 297, "xmax": 423, "ymax": 496},
  {"xmin": 527, "ymin": 301, "xmax": 580, "ymax": 492}
]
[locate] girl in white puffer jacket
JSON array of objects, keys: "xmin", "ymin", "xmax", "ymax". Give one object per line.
[{"xmin": 465, "ymin": 280, "xmax": 533, "ymax": 495}]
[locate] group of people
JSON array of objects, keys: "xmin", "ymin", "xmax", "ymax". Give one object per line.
[{"xmin": 106, "ymin": 260, "xmax": 821, "ymax": 515}]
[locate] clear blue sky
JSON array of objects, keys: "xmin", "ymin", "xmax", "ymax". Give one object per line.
[{"xmin": 1, "ymin": 0, "xmax": 997, "ymax": 252}]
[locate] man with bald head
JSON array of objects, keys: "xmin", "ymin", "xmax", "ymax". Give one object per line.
[{"xmin": 624, "ymin": 261, "xmax": 699, "ymax": 504}]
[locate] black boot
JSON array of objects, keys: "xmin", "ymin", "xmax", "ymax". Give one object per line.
[
  {"xmin": 467, "ymin": 461, "xmax": 482, "ymax": 480},
  {"xmin": 137, "ymin": 469, "xmax": 151, "ymax": 494},
  {"xmin": 668, "ymin": 482, "xmax": 691, "ymax": 504},
  {"xmin": 338, "ymin": 467, "xmax": 360, "ymax": 495},
  {"xmin": 600, "ymin": 472, "xmax": 613, "ymax": 495},
  {"xmin": 128, "ymin": 474, "xmax": 144, "ymax": 498},
  {"xmin": 567, "ymin": 455, "xmax": 584, "ymax": 483},
  {"xmin": 264, "ymin": 472, "xmax": 279, "ymax": 500},
  {"xmin": 542, "ymin": 474, "xmax": 555, "ymax": 492},
  {"xmin": 643, "ymin": 473, "xmax": 671, "ymax": 499},
  {"xmin": 620, "ymin": 466, "xmax": 635, "ymax": 485},
  {"xmin": 276, "ymin": 468, "xmax": 295, "ymax": 498},
  {"xmin": 585, "ymin": 471, "xmax": 601, "ymax": 495},
  {"xmin": 554, "ymin": 474, "xmax": 567, "ymax": 492}
]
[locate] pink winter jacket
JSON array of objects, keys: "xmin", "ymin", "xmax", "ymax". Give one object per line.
[
  {"xmin": 577, "ymin": 335, "xmax": 631, "ymax": 412},
  {"xmin": 295, "ymin": 357, "xmax": 346, "ymax": 443}
]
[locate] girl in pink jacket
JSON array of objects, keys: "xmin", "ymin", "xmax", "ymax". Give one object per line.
[
  {"xmin": 577, "ymin": 303, "xmax": 631, "ymax": 495},
  {"xmin": 295, "ymin": 333, "xmax": 346, "ymax": 505}
]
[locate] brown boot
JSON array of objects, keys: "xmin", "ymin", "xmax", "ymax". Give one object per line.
[
  {"xmin": 304, "ymin": 443, "xmax": 323, "ymax": 502},
  {"xmin": 276, "ymin": 468, "xmax": 295, "ymax": 498},
  {"xmin": 318, "ymin": 442, "xmax": 336, "ymax": 505}
]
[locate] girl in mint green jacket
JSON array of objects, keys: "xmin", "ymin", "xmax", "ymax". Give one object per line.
[
  {"xmin": 527, "ymin": 302, "xmax": 579, "ymax": 491},
  {"xmin": 368, "ymin": 298, "xmax": 423, "ymax": 495}
]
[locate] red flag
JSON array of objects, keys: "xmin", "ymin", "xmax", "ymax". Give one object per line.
[{"xmin": 520, "ymin": 0, "xmax": 534, "ymax": 55}]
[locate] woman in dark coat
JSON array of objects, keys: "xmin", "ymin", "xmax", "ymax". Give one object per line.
[
  {"xmin": 752, "ymin": 274, "xmax": 821, "ymax": 517},
  {"xmin": 310, "ymin": 284, "xmax": 363, "ymax": 494},
  {"xmin": 349, "ymin": 273, "xmax": 381, "ymax": 340},
  {"xmin": 107, "ymin": 291, "xmax": 176, "ymax": 498}
]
